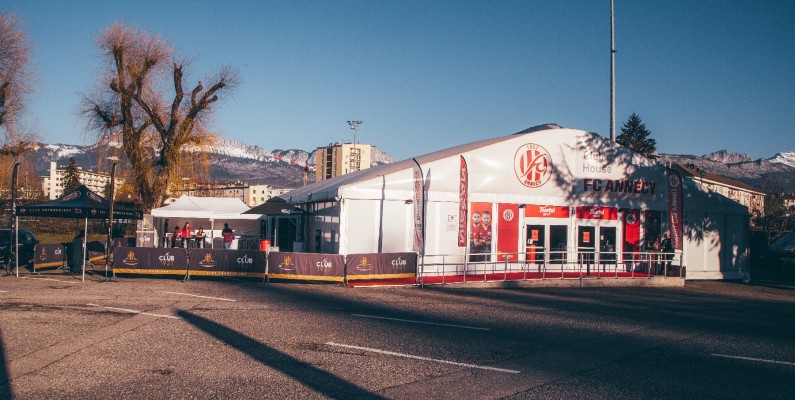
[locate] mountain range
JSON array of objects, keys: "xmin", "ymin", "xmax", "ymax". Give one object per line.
[{"xmin": 23, "ymin": 139, "xmax": 795, "ymax": 192}]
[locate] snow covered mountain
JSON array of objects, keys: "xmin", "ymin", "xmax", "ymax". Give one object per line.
[
  {"xmin": 769, "ymin": 152, "xmax": 795, "ymax": 169},
  {"xmin": 658, "ymin": 150, "xmax": 795, "ymax": 192},
  {"xmin": 26, "ymin": 137, "xmax": 396, "ymax": 189}
]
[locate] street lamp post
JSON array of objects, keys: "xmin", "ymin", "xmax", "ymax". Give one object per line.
[{"xmin": 105, "ymin": 157, "xmax": 118, "ymax": 279}]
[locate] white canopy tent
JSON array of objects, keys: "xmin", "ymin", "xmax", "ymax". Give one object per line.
[{"xmin": 149, "ymin": 195, "xmax": 262, "ymax": 249}]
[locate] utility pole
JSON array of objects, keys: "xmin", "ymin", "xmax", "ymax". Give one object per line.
[{"xmin": 610, "ymin": 0, "xmax": 617, "ymax": 142}]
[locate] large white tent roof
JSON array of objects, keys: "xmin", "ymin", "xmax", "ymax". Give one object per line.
[{"xmin": 150, "ymin": 195, "xmax": 259, "ymax": 219}]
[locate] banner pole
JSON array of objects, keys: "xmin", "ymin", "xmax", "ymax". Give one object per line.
[{"xmin": 82, "ymin": 216, "xmax": 88, "ymax": 282}]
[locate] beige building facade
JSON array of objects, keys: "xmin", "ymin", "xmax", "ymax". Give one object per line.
[{"xmin": 315, "ymin": 143, "xmax": 372, "ymax": 182}]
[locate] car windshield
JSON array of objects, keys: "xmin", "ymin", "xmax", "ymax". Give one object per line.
[{"xmin": 770, "ymin": 233, "xmax": 795, "ymax": 252}]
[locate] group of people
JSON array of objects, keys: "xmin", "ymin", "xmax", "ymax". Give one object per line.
[
  {"xmin": 171, "ymin": 222, "xmax": 205, "ymax": 248},
  {"xmin": 469, "ymin": 210, "xmax": 493, "ymax": 261},
  {"xmin": 646, "ymin": 232, "xmax": 674, "ymax": 275},
  {"xmin": 169, "ymin": 222, "xmax": 236, "ymax": 250}
]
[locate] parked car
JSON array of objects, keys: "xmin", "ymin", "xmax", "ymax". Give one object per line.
[
  {"xmin": 0, "ymin": 228, "xmax": 39, "ymax": 266},
  {"xmin": 769, "ymin": 232, "xmax": 795, "ymax": 268}
]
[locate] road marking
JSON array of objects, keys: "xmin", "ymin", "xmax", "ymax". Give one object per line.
[
  {"xmin": 326, "ymin": 342, "xmax": 520, "ymax": 374},
  {"xmin": 712, "ymin": 354, "xmax": 795, "ymax": 367},
  {"xmin": 21, "ymin": 276, "xmax": 80, "ymax": 284},
  {"xmin": 352, "ymin": 314, "xmax": 490, "ymax": 331},
  {"xmin": 158, "ymin": 291, "xmax": 236, "ymax": 302},
  {"xmin": 0, "ymin": 290, "xmax": 7, "ymax": 293},
  {"xmin": 87, "ymin": 303, "xmax": 180, "ymax": 319}
]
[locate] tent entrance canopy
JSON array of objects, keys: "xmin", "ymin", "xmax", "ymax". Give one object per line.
[{"xmin": 150, "ymin": 195, "xmax": 261, "ymax": 247}]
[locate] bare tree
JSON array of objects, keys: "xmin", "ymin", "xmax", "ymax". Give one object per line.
[
  {"xmin": 1, "ymin": 13, "xmax": 38, "ymax": 202},
  {"xmin": 83, "ymin": 23, "xmax": 238, "ymax": 211}
]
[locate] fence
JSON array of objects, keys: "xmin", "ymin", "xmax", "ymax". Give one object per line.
[{"xmin": 418, "ymin": 250, "xmax": 684, "ymax": 285}]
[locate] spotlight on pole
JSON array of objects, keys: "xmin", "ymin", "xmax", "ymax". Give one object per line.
[{"xmin": 346, "ymin": 120, "xmax": 362, "ymax": 149}]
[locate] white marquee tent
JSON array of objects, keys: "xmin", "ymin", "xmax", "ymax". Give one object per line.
[
  {"xmin": 149, "ymin": 195, "xmax": 261, "ymax": 248},
  {"xmin": 284, "ymin": 125, "xmax": 749, "ymax": 280}
]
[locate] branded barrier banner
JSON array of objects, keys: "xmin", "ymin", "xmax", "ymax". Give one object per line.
[
  {"xmin": 188, "ymin": 249, "xmax": 266, "ymax": 278},
  {"xmin": 267, "ymin": 252, "xmax": 345, "ymax": 282},
  {"xmin": 113, "ymin": 247, "xmax": 188, "ymax": 275},
  {"xmin": 346, "ymin": 252, "xmax": 417, "ymax": 280},
  {"xmin": 33, "ymin": 243, "xmax": 66, "ymax": 269}
]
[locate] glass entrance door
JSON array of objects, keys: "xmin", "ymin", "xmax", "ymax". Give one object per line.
[
  {"xmin": 526, "ymin": 225, "xmax": 545, "ymax": 265},
  {"xmin": 549, "ymin": 225, "xmax": 568, "ymax": 265},
  {"xmin": 599, "ymin": 226, "xmax": 617, "ymax": 271},
  {"xmin": 578, "ymin": 226, "xmax": 596, "ymax": 274}
]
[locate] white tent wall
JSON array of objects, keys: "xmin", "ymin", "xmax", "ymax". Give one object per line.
[{"xmin": 683, "ymin": 212, "xmax": 749, "ymax": 280}]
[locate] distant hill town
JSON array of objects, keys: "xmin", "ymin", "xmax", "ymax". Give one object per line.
[{"xmin": 22, "ymin": 137, "xmax": 795, "ymax": 192}]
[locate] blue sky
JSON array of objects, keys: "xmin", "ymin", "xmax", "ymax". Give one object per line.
[{"xmin": 5, "ymin": 0, "xmax": 794, "ymax": 161}]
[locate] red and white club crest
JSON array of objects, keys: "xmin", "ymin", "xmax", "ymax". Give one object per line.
[{"xmin": 514, "ymin": 143, "xmax": 552, "ymax": 188}]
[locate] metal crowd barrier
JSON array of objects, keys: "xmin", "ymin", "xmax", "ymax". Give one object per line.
[{"xmin": 418, "ymin": 250, "xmax": 684, "ymax": 284}]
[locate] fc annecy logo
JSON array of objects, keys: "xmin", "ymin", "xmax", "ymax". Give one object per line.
[
  {"xmin": 669, "ymin": 173, "xmax": 681, "ymax": 188},
  {"xmin": 514, "ymin": 143, "xmax": 552, "ymax": 188}
]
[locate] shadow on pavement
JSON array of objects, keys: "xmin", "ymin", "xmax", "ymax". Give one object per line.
[
  {"xmin": 0, "ymin": 329, "xmax": 14, "ymax": 399},
  {"xmin": 176, "ymin": 310, "xmax": 385, "ymax": 399}
]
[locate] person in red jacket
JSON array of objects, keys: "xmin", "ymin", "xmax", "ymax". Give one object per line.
[
  {"xmin": 222, "ymin": 223, "xmax": 235, "ymax": 250},
  {"xmin": 181, "ymin": 222, "xmax": 192, "ymax": 248}
]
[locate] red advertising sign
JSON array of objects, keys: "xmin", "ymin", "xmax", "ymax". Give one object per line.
[
  {"xmin": 575, "ymin": 206, "xmax": 618, "ymax": 220},
  {"xmin": 583, "ymin": 231, "xmax": 591, "ymax": 243},
  {"xmin": 458, "ymin": 156, "xmax": 468, "ymax": 247},
  {"xmin": 497, "ymin": 204, "xmax": 519, "ymax": 261},
  {"xmin": 524, "ymin": 204, "xmax": 570, "ymax": 218},
  {"xmin": 621, "ymin": 209, "xmax": 641, "ymax": 253},
  {"xmin": 667, "ymin": 169, "xmax": 684, "ymax": 250}
]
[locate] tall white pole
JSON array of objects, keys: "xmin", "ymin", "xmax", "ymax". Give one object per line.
[{"xmin": 610, "ymin": 0, "xmax": 617, "ymax": 142}]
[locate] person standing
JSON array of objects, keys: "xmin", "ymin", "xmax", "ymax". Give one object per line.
[
  {"xmin": 171, "ymin": 226, "xmax": 182, "ymax": 248},
  {"xmin": 660, "ymin": 232, "xmax": 673, "ymax": 275},
  {"xmin": 69, "ymin": 229, "xmax": 85, "ymax": 273},
  {"xmin": 181, "ymin": 222, "xmax": 192, "ymax": 248},
  {"xmin": 222, "ymin": 223, "xmax": 235, "ymax": 250}
]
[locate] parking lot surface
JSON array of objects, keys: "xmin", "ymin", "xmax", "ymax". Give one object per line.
[{"xmin": 1, "ymin": 272, "xmax": 794, "ymax": 399}]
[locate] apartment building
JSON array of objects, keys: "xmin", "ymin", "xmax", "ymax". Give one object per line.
[
  {"xmin": 42, "ymin": 161, "xmax": 124, "ymax": 200},
  {"xmin": 315, "ymin": 142, "xmax": 372, "ymax": 182}
]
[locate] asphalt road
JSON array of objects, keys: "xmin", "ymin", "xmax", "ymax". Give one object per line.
[{"xmin": 1, "ymin": 272, "xmax": 794, "ymax": 399}]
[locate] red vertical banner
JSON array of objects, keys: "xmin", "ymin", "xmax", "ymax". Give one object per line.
[
  {"xmin": 412, "ymin": 159, "xmax": 424, "ymax": 254},
  {"xmin": 497, "ymin": 204, "xmax": 519, "ymax": 261},
  {"xmin": 469, "ymin": 203, "xmax": 492, "ymax": 261},
  {"xmin": 621, "ymin": 209, "xmax": 641, "ymax": 254},
  {"xmin": 458, "ymin": 156, "xmax": 468, "ymax": 247},
  {"xmin": 667, "ymin": 169, "xmax": 684, "ymax": 250}
]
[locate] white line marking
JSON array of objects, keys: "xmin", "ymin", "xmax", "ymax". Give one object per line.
[
  {"xmin": 87, "ymin": 303, "xmax": 180, "ymax": 319},
  {"xmin": 0, "ymin": 290, "xmax": 7, "ymax": 293},
  {"xmin": 21, "ymin": 276, "xmax": 80, "ymax": 283},
  {"xmin": 352, "ymin": 314, "xmax": 490, "ymax": 331},
  {"xmin": 158, "ymin": 291, "xmax": 236, "ymax": 302},
  {"xmin": 326, "ymin": 342, "xmax": 520, "ymax": 374},
  {"xmin": 712, "ymin": 354, "xmax": 795, "ymax": 367}
]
